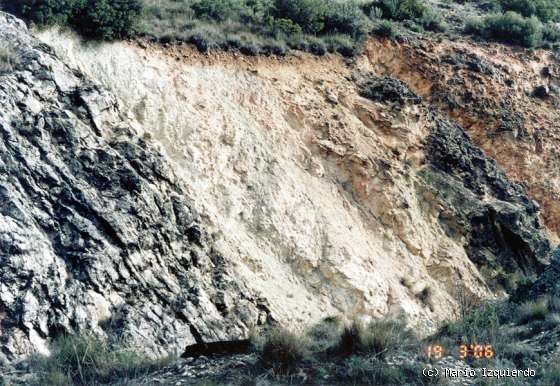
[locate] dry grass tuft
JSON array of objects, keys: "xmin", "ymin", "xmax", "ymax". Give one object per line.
[{"xmin": 0, "ymin": 42, "xmax": 19, "ymax": 73}]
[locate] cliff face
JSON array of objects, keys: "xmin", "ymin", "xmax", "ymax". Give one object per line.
[
  {"xmin": 0, "ymin": 13, "xmax": 268, "ymax": 362},
  {"xmin": 365, "ymin": 38, "xmax": 560, "ymax": 244},
  {"xmin": 0, "ymin": 12, "xmax": 555, "ymax": 362}
]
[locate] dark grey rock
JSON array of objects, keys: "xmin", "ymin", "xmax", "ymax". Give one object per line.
[
  {"xmin": 423, "ymin": 113, "xmax": 551, "ymax": 282},
  {"xmin": 531, "ymin": 247, "xmax": 560, "ymax": 297},
  {"xmin": 533, "ymin": 84, "xmax": 551, "ymax": 99},
  {"xmin": 358, "ymin": 74, "xmax": 551, "ymax": 288},
  {"xmin": 358, "ymin": 76, "xmax": 422, "ymax": 106},
  {"xmin": 0, "ymin": 12, "xmax": 268, "ymax": 362}
]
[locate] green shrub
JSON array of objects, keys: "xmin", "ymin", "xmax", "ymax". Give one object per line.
[
  {"xmin": 418, "ymin": 7, "xmax": 447, "ymax": 32},
  {"xmin": 16, "ymin": 0, "xmax": 84, "ymax": 26},
  {"xmin": 75, "ymin": 0, "xmax": 143, "ymax": 39},
  {"xmin": 273, "ymin": 17, "xmax": 303, "ymax": 36},
  {"xmin": 465, "ymin": 12, "xmax": 543, "ymax": 47},
  {"xmin": 323, "ymin": 1, "xmax": 370, "ymax": 41},
  {"xmin": 543, "ymin": 23, "xmax": 560, "ymax": 42},
  {"xmin": 273, "ymin": 0, "xmax": 329, "ymax": 33},
  {"xmin": 191, "ymin": 0, "xmax": 272, "ymax": 23},
  {"xmin": 11, "ymin": 0, "xmax": 142, "ymax": 40},
  {"xmin": 375, "ymin": 0, "xmax": 427, "ymax": 21},
  {"xmin": 499, "ymin": 0, "xmax": 560, "ymax": 22},
  {"xmin": 374, "ymin": 19, "xmax": 397, "ymax": 37}
]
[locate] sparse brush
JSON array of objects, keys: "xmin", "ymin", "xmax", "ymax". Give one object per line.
[
  {"xmin": 322, "ymin": 34, "xmax": 360, "ymax": 57},
  {"xmin": 28, "ymin": 334, "xmax": 172, "ymax": 386},
  {"xmin": 336, "ymin": 356, "xmax": 405, "ymax": 385},
  {"xmin": 541, "ymin": 362, "xmax": 560, "ymax": 385},
  {"xmin": 517, "ymin": 297, "xmax": 549, "ymax": 324},
  {"xmin": 0, "ymin": 43, "xmax": 20, "ymax": 73},
  {"xmin": 257, "ymin": 327, "xmax": 309, "ymax": 374},
  {"xmin": 374, "ymin": 19, "xmax": 397, "ymax": 38},
  {"xmin": 333, "ymin": 318, "xmax": 416, "ymax": 358}
]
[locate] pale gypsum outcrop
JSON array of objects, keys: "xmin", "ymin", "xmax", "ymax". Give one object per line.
[{"xmin": 0, "ymin": 12, "xmax": 269, "ymax": 362}]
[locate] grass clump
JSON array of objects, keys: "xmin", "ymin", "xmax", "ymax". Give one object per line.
[
  {"xmin": 435, "ymin": 301, "xmax": 508, "ymax": 346},
  {"xmin": 465, "ymin": 11, "xmax": 543, "ymax": 47},
  {"xmin": 499, "ymin": 0, "xmax": 560, "ymax": 22},
  {"xmin": 335, "ymin": 319, "xmax": 417, "ymax": 358},
  {"xmin": 28, "ymin": 334, "xmax": 171, "ymax": 386},
  {"xmin": 374, "ymin": 19, "xmax": 398, "ymax": 37},
  {"xmin": 516, "ymin": 295, "xmax": 560, "ymax": 325},
  {"xmin": 0, "ymin": 43, "xmax": 19, "ymax": 73},
  {"xmin": 517, "ymin": 297, "xmax": 549, "ymax": 324},
  {"xmin": 256, "ymin": 327, "xmax": 309, "ymax": 374}
]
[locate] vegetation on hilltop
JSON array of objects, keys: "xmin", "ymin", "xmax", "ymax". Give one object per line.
[
  {"xmin": 3, "ymin": 0, "xmax": 560, "ymax": 53},
  {"xmin": 8, "ymin": 0, "xmax": 142, "ymax": 40},
  {"xmin": 462, "ymin": 0, "xmax": 560, "ymax": 47},
  {"xmin": 139, "ymin": 0, "xmax": 446, "ymax": 56},
  {"xmin": 1, "ymin": 0, "xmax": 444, "ymax": 55}
]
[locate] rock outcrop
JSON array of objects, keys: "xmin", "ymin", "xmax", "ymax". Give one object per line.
[
  {"xmin": 365, "ymin": 38, "xmax": 560, "ymax": 245},
  {"xmin": 35, "ymin": 25, "xmax": 555, "ymax": 340},
  {"xmin": 358, "ymin": 75, "xmax": 551, "ymax": 286},
  {"xmin": 0, "ymin": 11, "xmax": 555, "ymax": 364},
  {"xmin": 0, "ymin": 12, "xmax": 268, "ymax": 362}
]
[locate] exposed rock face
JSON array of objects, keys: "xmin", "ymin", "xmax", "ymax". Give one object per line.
[
  {"xmin": 423, "ymin": 113, "xmax": 550, "ymax": 281},
  {"xmin": 357, "ymin": 75, "xmax": 551, "ymax": 286},
  {"xmin": 0, "ymin": 13, "xmax": 554, "ymax": 363},
  {"xmin": 531, "ymin": 247, "xmax": 560, "ymax": 297},
  {"xmin": 0, "ymin": 13, "xmax": 267, "ymax": 362},
  {"xmin": 365, "ymin": 38, "xmax": 560, "ymax": 244},
  {"xmin": 34, "ymin": 23, "xmax": 555, "ymax": 345}
]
